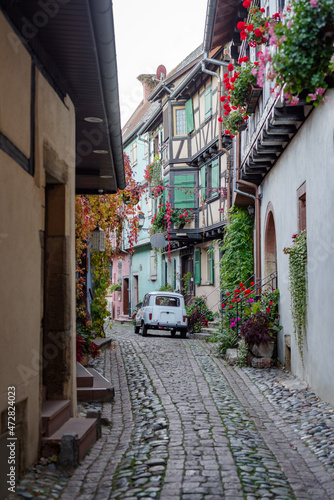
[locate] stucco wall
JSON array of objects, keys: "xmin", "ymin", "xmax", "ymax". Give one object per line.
[
  {"xmin": 260, "ymin": 91, "xmax": 334, "ymax": 406},
  {"xmin": 0, "ymin": 11, "xmax": 76, "ymax": 471}
]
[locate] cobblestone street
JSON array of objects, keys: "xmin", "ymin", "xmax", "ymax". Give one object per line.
[{"xmin": 10, "ymin": 323, "xmax": 334, "ymax": 500}]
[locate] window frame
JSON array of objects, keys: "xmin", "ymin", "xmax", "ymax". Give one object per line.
[{"xmin": 173, "ymin": 105, "xmax": 187, "ymax": 137}]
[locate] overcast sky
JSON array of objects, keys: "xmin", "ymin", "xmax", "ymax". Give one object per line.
[{"xmin": 112, "ymin": 0, "xmax": 208, "ymax": 127}]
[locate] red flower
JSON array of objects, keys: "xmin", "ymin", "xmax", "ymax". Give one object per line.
[
  {"xmin": 266, "ymin": 307, "xmax": 271, "ymax": 313},
  {"xmin": 218, "ymin": 117, "xmax": 223, "ymax": 122},
  {"xmin": 232, "ymin": 299, "xmax": 236, "ymax": 302},
  {"xmin": 225, "ymin": 130, "xmax": 230, "ymax": 135},
  {"xmin": 237, "ymin": 21, "xmax": 246, "ymax": 30},
  {"xmin": 224, "ymin": 111, "xmax": 229, "ymax": 116},
  {"xmin": 245, "ymin": 289, "xmax": 251, "ymax": 294},
  {"xmin": 239, "ymin": 283, "xmax": 244, "ymax": 287},
  {"xmin": 229, "ymin": 305, "xmax": 233, "ymax": 309},
  {"xmin": 243, "ymin": 0, "xmax": 251, "ymax": 7},
  {"xmin": 220, "ymin": 95, "xmax": 226, "ymax": 102},
  {"xmin": 260, "ymin": 8, "xmax": 265, "ymax": 12},
  {"xmin": 269, "ymin": 300, "xmax": 274, "ymax": 306},
  {"xmin": 254, "ymin": 62, "xmax": 259, "ymax": 66},
  {"xmin": 254, "ymin": 28, "xmax": 264, "ymax": 38},
  {"xmin": 224, "ymin": 73, "xmax": 229, "ymax": 78},
  {"xmin": 222, "ymin": 303, "xmax": 226, "ymax": 308},
  {"xmin": 234, "ymin": 289, "xmax": 240, "ymax": 293},
  {"xmin": 250, "ymin": 281, "xmax": 255, "ymax": 285},
  {"xmin": 243, "ymin": 56, "xmax": 249, "ymax": 63},
  {"xmin": 240, "ymin": 30, "xmax": 247, "ymax": 40},
  {"xmin": 247, "ymin": 24, "xmax": 254, "ymax": 32},
  {"xmin": 227, "ymin": 63, "xmax": 234, "ymax": 72},
  {"xmin": 226, "ymin": 292, "xmax": 230, "ymax": 296}
]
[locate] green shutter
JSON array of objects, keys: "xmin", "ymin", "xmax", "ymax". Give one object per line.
[
  {"xmin": 185, "ymin": 98, "xmax": 194, "ymax": 134},
  {"xmin": 205, "ymin": 85, "xmax": 212, "ymax": 119},
  {"xmin": 201, "ymin": 166, "xmax": 206, "ymax": 200},
  {"xmin": 194, "ymin": 248, "xmax": 201, "ymax": 285},
  {"xmin": 209, "ymin": 245, "xmax": 214, "ymax": 284},
  {"xmin": 163, "ymin": 177, "xmax": 169, "ymax": 204},
  {"xmin": 173, "ymin": 259, "xmax": 176, "ymax": 290},
  {"xmin": 174, "ymin": 174, "xmax": 195, "ymax": 208},
  {"xmin": 211, "ymin": 159, "xmax": 219, "ymax": 189}
]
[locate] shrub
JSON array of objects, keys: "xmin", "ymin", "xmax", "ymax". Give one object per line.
[{"xmin": 240, "ymin": 310, "xmax": 272, "ymax": 346}]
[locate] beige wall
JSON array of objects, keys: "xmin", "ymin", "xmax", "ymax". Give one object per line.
[
  {"xmin": 195, "ymin": 241, "xmax": 221, "ymax": 313},
  {"xmin": 0, "ymin": 12, "xmax": 76, "ymax": 471}
]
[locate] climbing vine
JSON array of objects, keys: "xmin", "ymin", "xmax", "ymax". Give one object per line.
[
  {"xmin": 75, "ymin": 153, "xmax": 144, "ymax": 335},
  {"xmin": 220, "ymin": 206, "xmax": 254, "ymax": 292},
  {"xmin": 283, "ymin": 231, "xmax": 308, "ymax": 358}
]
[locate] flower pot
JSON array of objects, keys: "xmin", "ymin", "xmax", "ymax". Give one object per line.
[
  {"xmin": 246, "ymin": 84, "xmax": 262, "ymax": 114},
  {"xmin": 249, "ymin": 340, "xmax": 275, "ymax": 358},
  {"xmin": 80, "ymin": 354, "xmax": 89, "ymax": 366}
]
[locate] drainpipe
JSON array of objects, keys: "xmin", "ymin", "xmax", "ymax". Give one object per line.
[{"xmin": 233, "ymin": 135, "xmax": 261, "ymax": 292}]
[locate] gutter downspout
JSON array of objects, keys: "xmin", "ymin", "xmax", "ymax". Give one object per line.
[
  {"xmin": 234, "ymin": 135, "xmax": 261, "ymax": 293},
  {"xmin": 201, "ymin": 52, "xmax": 229, "ymax": 153}
]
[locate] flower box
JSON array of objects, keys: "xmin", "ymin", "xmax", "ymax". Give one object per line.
[{"xmin": 246, "ymin": 84, "xmax": 262, "ymax": 114}]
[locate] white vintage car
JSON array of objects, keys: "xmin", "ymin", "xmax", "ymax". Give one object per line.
[{"xmin": 134, "ymin": 291, "xmax": 188, "ymax": 338}]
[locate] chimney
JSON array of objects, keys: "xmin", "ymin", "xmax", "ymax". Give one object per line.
[{"xmin": 137, "ymin": 74, "xmax": 158, "ymax": 102}]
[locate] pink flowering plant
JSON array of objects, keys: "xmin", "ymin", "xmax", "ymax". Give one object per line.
[{"xmin": 268, "ymin": 0, "xmax": 334, "ymax": 106}]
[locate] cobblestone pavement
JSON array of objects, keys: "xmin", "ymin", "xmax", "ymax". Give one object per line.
[{"xmin": 8, "ymin": 323, "xmax": 334, "ymax": 500}]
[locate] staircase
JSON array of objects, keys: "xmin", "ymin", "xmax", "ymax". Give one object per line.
[
  {"xmin": 195, "ymin": 319, "xmax": 220, "ymax": 339},
  {"xmin": 41, "ymin": 397, "xmax": 97, "ymax": 462},
  {"xmin": 77, "ymin": 362, "xmax": 115, "ymax": 402}
]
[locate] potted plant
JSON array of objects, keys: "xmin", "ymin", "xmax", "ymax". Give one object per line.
[
  {"xmin": 222, "ymin": 107, "xmax": 249, "ymax": 137},
  {"xmin": 237, "ymin": 3, "xmax": 270, "ymax": 46},
  {"xmin": 269, "ymin": 0, "xmax": 334, "ymax": 106},
  {"xmin": 240, "ymin": 309, "xmax": 275, "ymax": 358},
  {"xmin": 76, "ymin": 322, "xmax": 101, "ymax": 365}
]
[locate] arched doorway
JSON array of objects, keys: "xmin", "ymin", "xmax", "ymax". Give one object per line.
[{"xmin": 264, "ymin": 206, "xmax": 277, "ymax": 283}]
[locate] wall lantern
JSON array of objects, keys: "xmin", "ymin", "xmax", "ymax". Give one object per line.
[
  {"xmin": 91, "ymin": 225, "xmax": 105, "ymax": 252},
  {"xmin": 138, "ymin": 213, "xmax": 145, "ymax": 227}
]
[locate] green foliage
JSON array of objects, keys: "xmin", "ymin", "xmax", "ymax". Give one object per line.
[
  {"xmin": 272, "ymin": 0, "xmax": 334, "ymax": 105},
  {"xmin": 230, "ymin": 62, "xmax": 258, "ymax": 108},
  {"xmin": 186, "ymin": 296, "xmax": 213, "ymax": 333},
  {"xmin": 237, "ymin": 337, "xmax": 248, "ymax": 367},
  {"xmin": 223, "ymin": 108, "xmax": 249, "ymax": 136},
  {"xmin": 283, "ymin": 231, "xmax": 308, "ymax": 358},
  {"xmin": 90, "ymin": 252, "xmax": 111, "ymax": 337},
  {"xmin": 150, "ymin": 204, "xmax": 193, "ymax": 235},
  {"xmin": 159, "ymin": 283, "xmax": 174, "ymax": 292},
  {"xmin": 212, "ymin": 323, "xmax": 239, "ymax": 355},
  {"xmin": 76, "ymin": 322, "xmax": 100, "ymax": 362},
  {"xmin": 182, "ymin": 272, "xmax": 193, "ymax": 294},
  {"xmin": 240, "ymin": 310, "xmax": 272, "ymax": 346},
  {"xmin": 220, "ymin": 207, "xmax": 254, "ymax": 292}
]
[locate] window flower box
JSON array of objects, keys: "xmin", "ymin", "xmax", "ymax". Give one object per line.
[{"xmin": 246, "ymin": 84, "xmax": 262, "ymax": 114}]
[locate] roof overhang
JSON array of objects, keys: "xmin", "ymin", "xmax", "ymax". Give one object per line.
[
  {"xmin": 1, "ymin": 0, "xmax": 125, "ymax": 194},
  {"xmin": 204, "ymin": 0, "xmax": 241, "ymax": 52}
]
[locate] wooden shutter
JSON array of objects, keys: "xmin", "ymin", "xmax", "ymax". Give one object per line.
[
  {"xmin": 208, "ymin": 245, "xmax": 214, "ymax": 284},
  {"xmin": 211, "ymin": 159, "xmax": 219, "ymax": 189},
  {"xmin": 173, "ymin": 259, "xmax": 176, "ymax": 290},
  {"xmin": 205, "ymin": 85, "xmax": 212, "ymax": 119},
  {"xmin": 174, "ymin": 174, "xmax": 195, "ymax": 208},
  {"xmin": 163, "ymin": 107, "xmax": 169, "ymax": 140},
  {"xmin": 163, "ymin": 177, "xmax": 169, "ymax": 205},
  {"xmin": 201, "ymin": 166, "xmax": 206, "ymax": 200},
  {"xmin": 185, "ymin": 98, "xmax": 194, "ymax": 134},
  {"xmin": 194, "ymin": 248, "xmax": 201, "ymax": 285}
]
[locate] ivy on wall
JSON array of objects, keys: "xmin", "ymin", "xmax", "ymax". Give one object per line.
[{"xmin": 220, "ymin": 206, "xmax": 254, "ymax": 291}]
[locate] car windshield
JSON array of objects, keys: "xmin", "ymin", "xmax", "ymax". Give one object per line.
[{"xmin": 155, "ymin": 296, "xmax": 180, "ymax": 307}]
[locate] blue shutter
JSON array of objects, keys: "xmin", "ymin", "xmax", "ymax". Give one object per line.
[
  {"xmin": 201, "ymin": 166, "xmax": 206, "ymax": 200},
  {"xmin": 209, "ymin": 246, "xmax": 214, "ymax": 284},
  {"xmin": 211, "ymin": 159, "xmax": 219, "ymax": 189}
]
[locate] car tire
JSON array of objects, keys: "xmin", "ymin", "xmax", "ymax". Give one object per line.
[
  {"xmin": 142, "ymin": 324, "xmax": 148, "ymax": 336},
  {"xmin": 134, "ymin": 324, "xmax": 140, "ymax": 334},
  {"xmin": 180, "ymin": 328, "xmax": 187, "ymax": 338},
  {"xmin": 171, "ymin": 329, "xmax": 176, "ymax": 337}
]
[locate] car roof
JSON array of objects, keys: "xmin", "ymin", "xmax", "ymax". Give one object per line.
[{"xmin": 148, "ymin": 291, "xmax": 183, "ymax": 298}]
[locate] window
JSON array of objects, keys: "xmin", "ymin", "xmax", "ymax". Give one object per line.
[
  {"xmin": 194, "ymin": 248, "xmax": 201, "ymax": 285},
  {"xmin": 200, "ymin": 159, "xmax": 219, "ymax": 200},
  {"xmin": 185, "ymin": 98, "xmax": 194, "ymax": 134},
  {"xmin": 174, "ymin": 173, "xmax": 196, "ymax": 209},
  {"xmin": 155, "ymin": 296, "xmax": 180, "ymax": 307},
  {"xmin": 130, "ymin": 142, "xmax": 137, "ymax": 165},
  {"xmin": 205, "ymin": 84, "xmax": 212, "ymax": 119},
  {"xmin": 173, "ymin": 106, "xmax": 187, "ymax": 136},
  {"xmin": 206, "ymin": 246, "xmax": 214, "ymax": 285},
  {"xmin": 297, "ymin": 182, "xmax": 306, "ymax": 232}
]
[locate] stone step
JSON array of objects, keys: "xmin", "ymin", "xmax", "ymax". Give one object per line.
[
  {"xmin": 41, "ymin": 417, "xmax": 97, "ymax": 462},
  {"xmin": 77, "ymin": 367, "xmax": 115, "ymax": 402},
  {"xmin": 77, "ymin": 362, "xmax": 94, "ymax": 387},
  {"xmin": 41, "ymin": 400, "xmax": 71, "ymax": 437},
  {"xmin": 93, "ymin": 336, "xmax": 112, "ymax": 351},
  {"xmin": 200, "ymin": 327, "xmax": 219, "ymax": 334}
]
